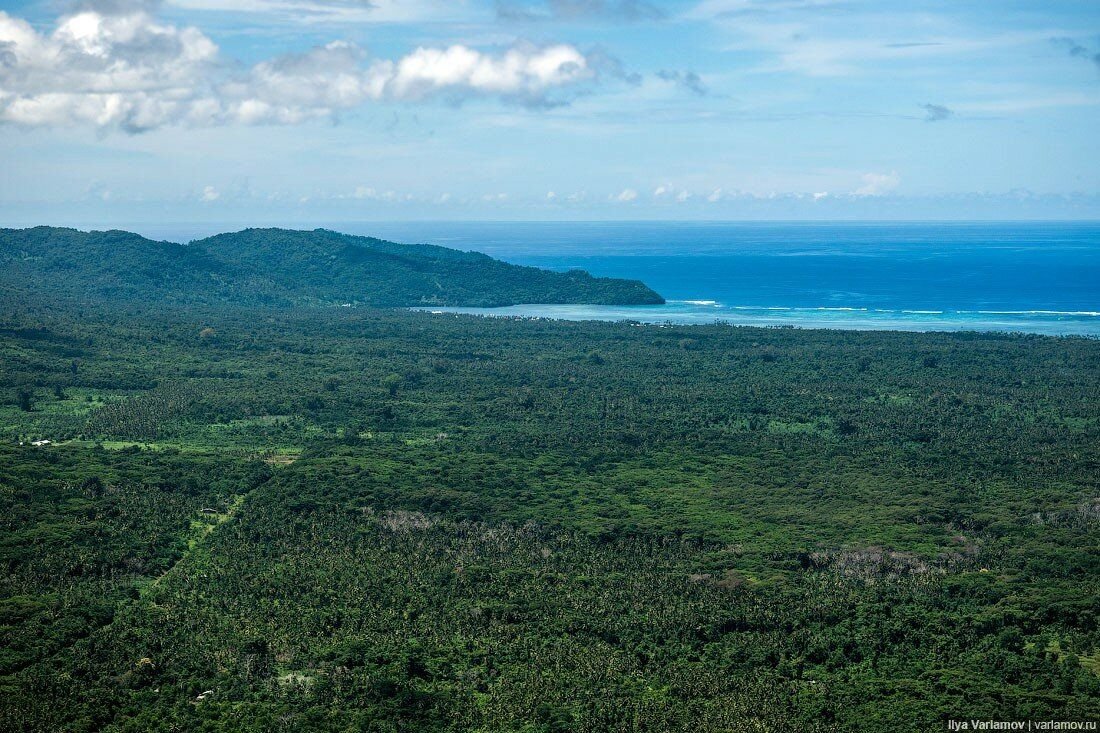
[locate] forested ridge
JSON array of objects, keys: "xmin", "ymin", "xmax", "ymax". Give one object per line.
[
  {"xmin": 0, "ymin": 226, "xmax": 664, "ymax": 307},
  {"xmin": 1, "ymin": 291, "xmax": 1098, "ymax": 731}
]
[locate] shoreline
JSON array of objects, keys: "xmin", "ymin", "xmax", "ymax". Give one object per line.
[{"xmin": 412, "ymin": 302, "xmax": 1100, "ymax": 337}]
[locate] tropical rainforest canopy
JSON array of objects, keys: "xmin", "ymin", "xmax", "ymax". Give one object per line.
[
  {"xmin": 0, "ymin": 228, "xmax": 1097, "ymax": 732},
  {"xmin": 0, "ymin": 227, "xmax": 663, "ymax": 308}
]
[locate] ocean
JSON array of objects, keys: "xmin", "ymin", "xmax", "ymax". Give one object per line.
[
  {"xmin": 149, "ymin": 221, "xmax": 1100, "ymax": 336},
  {"xmin": 361, "ymin": 221, "xmax": 1100, "ymax": 336}
]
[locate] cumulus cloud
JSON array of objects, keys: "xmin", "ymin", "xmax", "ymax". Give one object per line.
[
  {"xmin": 200, "ymin": 184, "xmax": 219, "ymax": 201},
  {"xmin": 0, "ymin": 7, "xmax": 604, "ymax": 132},
  {"xmin": 854, "ymin": 171, "xmax": 900, "ymax": 196},
  {"xmin": 655, "ymin": 69, "xmax": 707, "ymax": 95},
  {"xmin": 653, "ymin": 185, "xmax": 693, "ymax": 201},
  {"xmin": 613, "ymin": 188, "xmax": 638, "ymax": 202},
  {"xmin": 922, "ymin": 103, "xmax": 952, "ymax": 122},
  {"xmin": 496, "ymin": 0, "xmax": 664, "ymax": 22},
  {"xmin": 381, "ymin": 43, "xmax": 594, "ymax": 103},
  {"xmin": 0, "ymin": 9, "xmax": 219, "ymax": 131},
  {"xmin": 706, "ymin": 188, "xmax": 722, "ymax": 202}
]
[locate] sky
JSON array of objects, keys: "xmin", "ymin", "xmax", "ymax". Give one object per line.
[{"xmin": 1, "ymin": 0, "xmax": 1099, "ymax": 225}]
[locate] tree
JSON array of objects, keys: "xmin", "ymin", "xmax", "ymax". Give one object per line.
[
  {"xmin": 16, "ymin": 388, "xmax": 34, "ymax": 412},
  {"xmin": 382, "ymin": 373, "xmax": 403, "ymax": 396}
]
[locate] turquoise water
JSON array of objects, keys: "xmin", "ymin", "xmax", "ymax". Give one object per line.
[
  {"xmin": 372, "ymin": 222, "xmax": 1100, "ymax": 336},
  {"xmin": 418, "ymin": 303, "xmax": 1099, "ymax": 335}
]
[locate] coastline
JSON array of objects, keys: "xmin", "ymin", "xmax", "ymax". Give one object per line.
[{"xmin": 414, "ymin": 302, "xmax": 1100, "ymax": 336}]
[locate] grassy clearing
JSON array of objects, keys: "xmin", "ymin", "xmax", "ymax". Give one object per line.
[{"xmin": 186, "ymin": 494, "xmax": 247, "ymax": 550}]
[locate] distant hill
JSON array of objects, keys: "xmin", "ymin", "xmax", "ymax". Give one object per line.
[{"xmin": 0, "ymin": 226, "xmax": 664, "ymax": 308}]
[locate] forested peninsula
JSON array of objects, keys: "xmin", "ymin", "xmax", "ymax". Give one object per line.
[{"xmin": 0, "ymin": 226, "xmax": 664, "ymax": 308}]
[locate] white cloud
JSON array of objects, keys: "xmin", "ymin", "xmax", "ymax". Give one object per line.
[
  {"xmin": 200, "ymin": 184, "xmax": 220, "ymax": 201},
  {"xmin": 706, "ymin": 187, "xmax": 723, "ymax": 202},
  {"xmin": 655, "ymin": 184, "xmax": 693, "ymax": 201},
  {"xmin": 381, "ymin": 43, "xmax": 592, "ymax": 101},
  {"xmin": 613, "ymin": 188, "xmax": 638, "ymax": 202},
  {"xmin": 0, "ymin": 7, "xmax": 602, "ymax": 132},
  {"xmin": 0, "ymin": 9, "xmax": 219, "ymax": 131},
  {"xmin": 854, "ymin": 171, "xmax": 900, "ymax": 196},
  {"xmin": 546, "ymin": 190, "xmax": 557, "ymax": 199}
]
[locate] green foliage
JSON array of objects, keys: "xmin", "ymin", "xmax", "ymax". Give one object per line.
[
  {"xmin": 0, "ymin": 443, "xmax": 266, "ymax": 682},
  {"xmin": 0, "ymin": 227, "xmax": 663, "ymax": 307},
  {"xmin": 0, "ymin": 292, "xmax": 1097, "ymax": 731}
]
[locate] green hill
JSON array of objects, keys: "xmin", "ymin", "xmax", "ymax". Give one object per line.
[{"xmin": 0, "ymin": 226, "xmax": 664, "ymax": 307}]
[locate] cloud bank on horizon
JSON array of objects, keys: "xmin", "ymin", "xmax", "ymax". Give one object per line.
[{"xmin": 0, "ymin": 0, "xmax": 1098, "ymax": 220}]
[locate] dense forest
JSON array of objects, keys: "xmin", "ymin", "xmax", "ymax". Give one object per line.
[
  {"xmin": 1, "ymin": 280, "xmax": 1098, "ymax": 730},
  {"xmin": 0, "ymin": 227, "xmax": 663, "ymax": 307}
]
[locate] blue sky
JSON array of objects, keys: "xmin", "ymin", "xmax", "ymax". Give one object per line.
[{"xmin": 1, "ymin": 0, "xmax": 1098, "ymax": 224}]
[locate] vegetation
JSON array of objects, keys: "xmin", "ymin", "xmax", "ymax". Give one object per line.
[
  {"xmin": 0, "ymin": 282, "xmax": 1097, "ymax": 731},
  {"xmin": 0, "ymin": 227, "xmax": 664, "ymax": 307}
]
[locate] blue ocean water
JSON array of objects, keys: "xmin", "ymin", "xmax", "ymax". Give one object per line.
[
  {"xmin": 359, "ymin": 221, "xmax": 1100, "ymax": 336},
  {"xmin": 145, "ymin": 221, "xmax": 1100, "ymax": 335}
]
